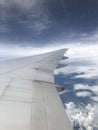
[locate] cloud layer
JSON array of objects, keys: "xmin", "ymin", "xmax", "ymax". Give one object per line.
[
  {"xmin": 54, "ymin": 43, "xmax": 98, "ymax": 130},
  {"xmin": 65, "ymin": 102, "xmax": 98, "ymax": 130},
  {"xmin": 0, "ymin": 0, "xmax": 54, "ymax": 44},
  {"xmin": 55, "ymin": 43, "xmax": 98, "ymax": 79},
  {"xmin": 0, "ymin": 0, "xmax": 98, "ymax": 46}
]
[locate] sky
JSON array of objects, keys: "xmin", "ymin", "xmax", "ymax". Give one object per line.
[
  {"xmin": 0, "ymin": 1, "xmax": 98, "ymax": 130},
  {"xmin": 0, "ymin": 0, "xmax": 98, "ymax": 57},
  {"xmin": 54, "ymin": 46, "xmax": 98, "ymax": 130},
  {"xmin": 54, "ymin": 44, "xmax": 98, "ymax": 130}
]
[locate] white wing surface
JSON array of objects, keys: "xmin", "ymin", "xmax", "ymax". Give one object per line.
[{"xmin": 0, "ymin": 49, "xmax": 73, "ymax": 130}]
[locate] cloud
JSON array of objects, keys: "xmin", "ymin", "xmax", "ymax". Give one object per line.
[
  {"xmin": 0, "ymin": 43, "xmax": 68, "ymax": 59},
  {"xmin": 73, "ymin": 68, "xmax": 98, "ymax": 79},
  {"xmin": 66, "ymin": 44, "xmax": 98, "ymax": 59},
  {"xmin": 74, "ymin": 84, "xmax": 98, "ymax": 102},
  {"xmin": 64, "ymin": 30, "xmax": 98, "ymax": 45},
  {"xmin": 74, "ymin": 84, "xmax": 98, "ymax": 95},
  {"xmin": 75, "ymin": 91, "xmax": 91, "ymax": 97},
  {"xmin": 0, "ymin": 24, "xmax": 10, "ymax": 33},
  {"xmin": 54, "ymin": 43, "xmax": 98, "ymax": 79},
  {"xmin": 80, "ymin": 31, "xmax": 98, "ymax": 44},
  {"xmin": 91, "ymin": 97, "xmax": 98, "ymax": 102},
  {"xmin": 65, "ymin": 102, "xmax": 98, "ymax": 130},
  {"xmin": 0, "ymin": 0, "xmax": 51, "ymax": 34},
  {"xmin": 74, "ymin": 84, "xmax": 90, "ymax": 90},
  {"xmin": 0, "ymin": 0, "xmax": 98, "ymax": 45}
]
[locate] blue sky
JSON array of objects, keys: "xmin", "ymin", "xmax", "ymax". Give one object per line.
[
  {"xmin": 0, "ymin": 0, "xmax": 98, "ymax": 52},
  {"xmin": 54, "ymin": 44, "xmax": 98, "ymax": 130}
]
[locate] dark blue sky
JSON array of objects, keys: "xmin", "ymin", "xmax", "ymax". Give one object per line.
[{"xmin": 0, "ymin": 0, "xmax": 98, "ymax": 47}]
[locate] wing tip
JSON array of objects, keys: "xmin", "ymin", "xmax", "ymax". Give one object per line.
[{"xmin": 50, "ymin": 48, "xmax": 69, "ymax": 54}]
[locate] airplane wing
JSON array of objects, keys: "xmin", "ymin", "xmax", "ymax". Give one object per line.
[{"xmin": 0, "ymin": 49, "xmax": 73, "ymax": 130}]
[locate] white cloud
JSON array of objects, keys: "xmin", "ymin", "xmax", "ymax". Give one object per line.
[
  {"xmin": 76, "ymin": 91, "xmax": 91, "ymax": 97},
  {"xmin": 65, "ymin": 102, "xmax": 98, "ymax": 130},
  {"xmin": 74, "ymin": 84, "xmax": 98, "ymax": 102},
  {"xmin": 66, "ymin": 44, "xmax": 98, "ymax": 59},
  {"xmin": 91, "ymin": 97, "xmax": 98, "ymax": 102},
  {"xmin": 54, "ymin": 43, "xmax": 98, "ymax": 79},
  {"xmin": 90, "ymin": 86, "xmax": 98, "ymax": 95},
  {"xmin": 0, "ymin": 43, "xmax": 68, "ymax": 60},
  {"xmin": 74, "ymin": 84, "xmax": 90, "ymax": 90},
  {"xmin": 0, "ymin": 42, "xmax": 98, "ymax": 75},
  {"xmin": 74, "ymin": 84, "xmax": 98, "ymax": 94}
]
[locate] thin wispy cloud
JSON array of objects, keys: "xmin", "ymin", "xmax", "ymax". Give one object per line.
[{"xmin": 79, "ymin": 30, "xmax": 98, "ymax": 44}]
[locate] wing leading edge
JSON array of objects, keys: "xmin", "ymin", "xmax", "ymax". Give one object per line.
[{"xmin": 0, "ymin": 49, "xmax": 73, "ymax": 130}]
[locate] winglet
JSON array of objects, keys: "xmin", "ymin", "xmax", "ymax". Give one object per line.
[{"xmin": 34, "ymin": 49, "xmax": 68, "ymax": 83}]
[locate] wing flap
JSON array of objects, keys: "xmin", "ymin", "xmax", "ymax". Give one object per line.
[{"xmin": 31, "ymin": 81, "xmax": 72, "ymax": 130}]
